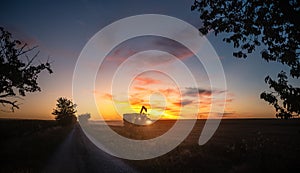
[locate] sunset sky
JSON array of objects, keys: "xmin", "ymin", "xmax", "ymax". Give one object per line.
[{"xmin": 0, "ymin": 0, "xmax": 295, "ymax": 120}]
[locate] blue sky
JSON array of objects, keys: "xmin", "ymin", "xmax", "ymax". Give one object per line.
[{"xmin": 1, "ymin": 0, "xmax": 294, "ymax": 119}]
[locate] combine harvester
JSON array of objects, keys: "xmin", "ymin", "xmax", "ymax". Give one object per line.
[{"xmin": 123, "ymin": 106, "xmax": 153, "ymax": 126}]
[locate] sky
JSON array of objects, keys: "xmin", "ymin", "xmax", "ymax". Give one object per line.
[{"xmin": 0, "ymin": 0, "xmax": 293, "ymax": 120}]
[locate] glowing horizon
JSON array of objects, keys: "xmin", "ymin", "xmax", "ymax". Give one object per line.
[
  {"xmin": 86, "ymin": 36, "xmax": 233, "ymax": 121},
  {"xmin": 0, "ymin": 0, "xmax": 281, "ymax": 120}
]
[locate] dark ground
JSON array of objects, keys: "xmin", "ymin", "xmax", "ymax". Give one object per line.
[{"xmin": 1, "ymin": 119, "xmax": 300, "ymax": 173}]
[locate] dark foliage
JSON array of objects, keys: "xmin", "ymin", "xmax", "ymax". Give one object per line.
[
  {"xmin": 261, "ymin": 71, "xmax": 300, "ymax": 119},
  {"xmin": 52, "ymin": 97, "xmax": 77, "ymax": 126},
  {"xmin": 0, "ymin": 27, "xmax": 53, "ymax": 111},
  {"xmin": 192, "ymin": 0, "xmax": 300, "ymax": 118}
]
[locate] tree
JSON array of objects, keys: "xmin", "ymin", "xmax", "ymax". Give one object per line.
[
  {"xmin": 52, "ymin": 97, "xmax": 77, "ymax": 125},
  {"xmin": 260, "ymin": 71, "xmax": 300, "ymax": 119},
  {"xmin": 191, "ymin": 0, "xmax": 300, "ymax": 118},
  {"xmin": 0, "ymin": 27, "xmax": 52, "ymax": 111}
]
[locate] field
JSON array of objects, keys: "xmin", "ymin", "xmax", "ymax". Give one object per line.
[
  {"xmin": 1, "ymin": 119, "xmax": 300, "ymax": 173},
  {"xmin": 113, "ymin": 119, "xmax": 300, "ymax": 172},
  {"xmin": 0, "ymin": 119, "xmax": 73, "ymax": 173}
]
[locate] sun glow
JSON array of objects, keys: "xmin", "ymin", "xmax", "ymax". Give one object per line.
[
  {"xmin": 90, "ymin": 39, "xmax": 232, "ymax": 121},
  {"xmin": 93, "ymin": 66, "xmax": 232, "ymax": 120}
]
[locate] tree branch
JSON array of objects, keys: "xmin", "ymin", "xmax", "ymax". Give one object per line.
[
  {"xmin": 17, "ymin": 45, "xmax": 38, "ymax": 57},
  {"xmin": 0, "ymin": 93, "xmax": 15, "ymax": 98},
  {"xmin": 0, "ymin": 99, "xmax": 19, "ymax": 111},
  {"xmin": 23, "ymin": 50, "xmax": 40, "ymax": 70}
]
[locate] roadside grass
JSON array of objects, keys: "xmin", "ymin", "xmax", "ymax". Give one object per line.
[{"xmin": 0, "ymin": 119, "xmax": 73, "ymax": 173}]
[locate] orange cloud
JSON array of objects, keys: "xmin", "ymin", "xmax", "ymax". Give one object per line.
[
  {"xmin": 129, "ymin": 96, "xmax": 146, "ymax": 106},
  {"xmin": 134, "ymin": 76, "xmax": 161, "ymax": 85},
  {"xmin": 100, "ymin": 84, "xmax": 233, "ymax": 120},
  {"xmin": 134, "ymin": 86, "xmax": 147, "ymax": 91},
  {"xmin": 102, "ymin": 93, "xmax": 113, "ymax": 100},
  {"xmin": 159, "ymin": 88, "xmax": 180, "ymax": 96}
]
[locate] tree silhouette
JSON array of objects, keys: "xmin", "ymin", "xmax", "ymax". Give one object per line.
[
  {"xmin": 261, "ymin": 71, "xmax": 300, "ymax": 119},
  {"xmin": 52, "ymin": 97, "xmax": 77, "ymax": 125},
  {"xmin": 192, "ymin": 0, "xmax": 299, "ymax": 118},
  {"xmin": 0, "ymin": 27, "xmax": 52, "ymax": 111}
]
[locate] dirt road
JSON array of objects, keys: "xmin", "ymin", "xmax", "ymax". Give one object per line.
[{"xmin": 43, "ymin": 124, "xmax": 138, "ymax": 173}]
